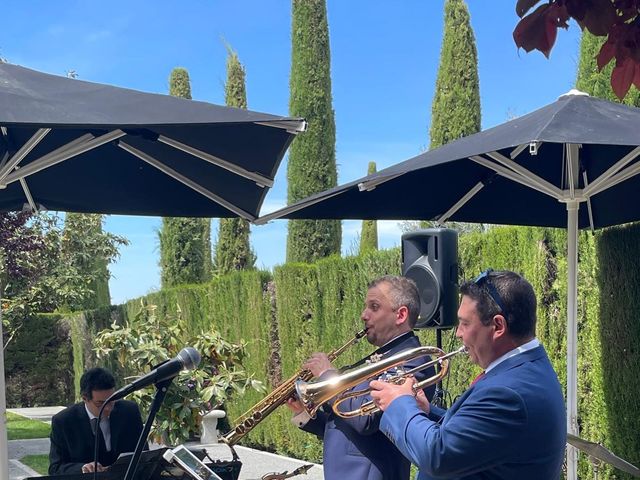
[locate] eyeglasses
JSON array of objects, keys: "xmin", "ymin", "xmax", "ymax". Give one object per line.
[{"xmin": 474, "ymin": 269, "xmax": 508, "ymax": 317}]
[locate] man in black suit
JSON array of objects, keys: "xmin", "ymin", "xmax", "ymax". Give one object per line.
[{"xmin": 49, "ymin": 367, "xmax": 145, "ymax": 475}]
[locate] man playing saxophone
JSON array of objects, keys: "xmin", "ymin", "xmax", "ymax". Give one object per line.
[{"xmin": 286, "ymin": 275, "xmax": 436, "ymax": 480}]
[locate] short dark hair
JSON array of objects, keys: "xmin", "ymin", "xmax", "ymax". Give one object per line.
[
  {"xmin": 368, "ymin": 275, "xmax": 421, "ymax": 328},
  {"xmin": 460, "ymin": 270, "xmax": 537, "ymax": 339},
  {"xmin": 80, "ymin": 367, "xmax": 116, "ymax": 400}
]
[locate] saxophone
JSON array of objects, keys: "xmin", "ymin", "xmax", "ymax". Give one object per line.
[{"xmin": 221, "ymin": 329, "xmax": 367, "ymax": 445}]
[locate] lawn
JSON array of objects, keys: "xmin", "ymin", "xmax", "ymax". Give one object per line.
[
  {"xmin": 6, "ymin": 411, "xmax": 51, "ymax": 440},
  {"xmin": 20, "ymin": 454, "xmax": 49, "ymax": 475}
]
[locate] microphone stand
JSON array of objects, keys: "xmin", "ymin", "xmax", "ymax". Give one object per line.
[
  {"xmin": 123, "ymin": 377, "xmax": 174, "ymax": 480},
  {"xmin": 431, "ymin": 329, "xmax": 446, "ymax": 408}
]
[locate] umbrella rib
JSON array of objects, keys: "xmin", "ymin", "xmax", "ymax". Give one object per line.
[
  {"xmin": 1, "ymin": 130, "xmax": 125, "ymax": 186},
  {"xmin": 19, "ymin": 177, "xmax": 38, "ymax": 213},
  {"xmin": 0, "ymin": 128, "xmax": 51, "ymax": 183},
  {"xmin": 254, "ymin": 189, "xmax": 346, "ymax": 225},
  {"xmin": 582, "ymin": 146, "xmax": 640, "ymax": 196},
  {"xmin": 587, "ymin": 160, "xmax": 640, "ymax": 197},
  {"xmin": 582, "ymin": 172, "xmax": 595, "ymax": 232},
  {"xmin": 157, "ymin": 134, "xmax": 273, "ymax": 188},
  {"xmin": 358, "ymin": 173, "xmax": 404, "ymax": 192},
  {"xmin": 118, "ymin": 141, "xmax": 255, "ymax": 221},
  {"xmin": 566, "ymin": 144, "xmax": 580, "ymax": 200},
  {"xmin": 254, "ymin": 119, "xmax": 307, "ymax": 134},
  {"xmin": 437, "ymin": 181, "xmax": 485, "ymax": 223},
  {"xmin": 470, "ymin": 155, "xmax": 561, "ymax": 200},
  {"xmin": 486, "ymin": 151, "xmax": 564, "ymax": 198}
]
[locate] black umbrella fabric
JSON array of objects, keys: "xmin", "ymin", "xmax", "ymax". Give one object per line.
[
  {"xmin": 257, "ymin": 91, "xmax": 640, "ymax": 480},
  {"xmin": 0, "ymin": 63, "xmax": 305, "ymax": 220},
  {"xmin": 257, "ymin": 91, "xmax": 640, "ymax": 229}
]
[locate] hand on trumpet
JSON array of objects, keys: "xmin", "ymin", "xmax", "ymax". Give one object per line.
[
  {"xmin": 303, "ymin": 353, "xmax": 336, "ymax": 378},
  {"xmin": 370, "ymin": 376, "xmax": 431, "ymax": 414}
]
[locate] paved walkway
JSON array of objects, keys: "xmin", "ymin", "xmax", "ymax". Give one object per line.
[{"xmin": 7, "ymin": 407, "xmax": 324, "ymax": 480}]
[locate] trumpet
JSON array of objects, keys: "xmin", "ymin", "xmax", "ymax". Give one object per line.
[
  {"xmin": 295, "ymin": 345, "xmax": 468, "ymax": 418},
  {"xmin": 221, "ymin": 329, "xmax": 367, "ymax": 445}
]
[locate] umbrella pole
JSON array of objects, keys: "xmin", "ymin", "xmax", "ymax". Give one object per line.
[
  {"xmin": 0, "ymin": 268, "xmax": 8, "ymax": 480},
  {"xmin": 567, "ymin": 201, "xmax": 579, "ymax": 480}
]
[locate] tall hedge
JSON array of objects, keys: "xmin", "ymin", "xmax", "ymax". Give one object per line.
[
  {"xmin": 429, "ymin": 0, "xmax": 480, "ymax": 149},
  {"xmin": 596, "ymin": 224, "xmax": 640, "ymax": 479},
  {"xmin": 160, "ymin": 68, "xmax": 212, "ymax": 287},
  {"xmin": 4, "ymin": 313, "xmax": 75, "ymax": 407},
  {"xmin": 216, "ymin": 49, "xmax": 256, "ymax": 274},
  {"xmin": 287, "ymin": 0, "xmax": 341, "ymax": 263},
  {"xmin": 575, "ymin": 28, "xmax": 640, "ymax": 480},
  {"xmin": 359, "ymin": 162, "xmax": 378, "ymax": 254}
]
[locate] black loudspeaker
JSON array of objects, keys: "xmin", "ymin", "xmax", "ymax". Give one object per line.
[{"xmin": 401, "ymin": 228, "xmax": 458, "ymax": 329}]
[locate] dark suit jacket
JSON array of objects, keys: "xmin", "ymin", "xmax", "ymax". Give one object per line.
[
  {"xmin": 380, "ymin": 345, "xmax": 566, "ymax": 480},
  {"xmin": 301, "ymin": 332, "xmax": 436, "ymax": 480},
  {"xmin": 49, "ymin": 400, "xmax": 144, "ymax": 475}
]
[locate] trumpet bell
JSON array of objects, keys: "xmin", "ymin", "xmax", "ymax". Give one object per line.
[{"xmin": 296, "ymin": 345, "xmax": 468, "ymax": 419}]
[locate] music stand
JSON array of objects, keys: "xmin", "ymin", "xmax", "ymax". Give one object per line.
[{"xmin": 567, "ymin": 433, "xmax": 640, "ymax": 478}]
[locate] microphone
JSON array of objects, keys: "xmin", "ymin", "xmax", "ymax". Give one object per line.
[{"xmin": 107, "ymin": 347, "xmax": 201, "ymax": 402}]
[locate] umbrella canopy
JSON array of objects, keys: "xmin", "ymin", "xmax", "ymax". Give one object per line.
[
  {"xmin": 257, "ymin": 91, "xmax": 640, "ymax": 228},
  {"xmin": 0, "ymin": 62, "xmax": 305, "ymax": 221},
  {"xmin": 257, "ymin": 91, "xmax": 640, "ymax": 480},
  {"xmin": 0, "ymin": 62, "xmax": 305, "ymax": 479}
]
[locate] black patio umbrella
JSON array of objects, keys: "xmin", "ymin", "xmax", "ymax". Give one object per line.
[
  {"xmin": 0, "ymin": 62, "xmax": 305, "ymax": 477},
  {"xmin": 0, "ymin": 62, "xmax": 305, "ymax": 221},
  {"xmin": 256, "ymin": 91, "xmax": 640, "ymax": 480}
]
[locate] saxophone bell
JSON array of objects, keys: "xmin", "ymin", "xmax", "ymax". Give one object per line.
[{"xmin": 221, "ymin": 328, "xmax": 367, "ymax": 445}]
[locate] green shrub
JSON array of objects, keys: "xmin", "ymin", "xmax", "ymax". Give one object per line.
[{"xmin": 94, "ymin": 303, "xmax": 264, "ymax": 445}]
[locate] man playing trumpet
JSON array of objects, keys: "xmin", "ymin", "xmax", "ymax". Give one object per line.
[
  {"xmin": 370, "ymin": 270, "xmax": 566, "ymax": 480},
  {"xmin": 286, "ymin": 275, "xmax": 436, "ymax": 480}
]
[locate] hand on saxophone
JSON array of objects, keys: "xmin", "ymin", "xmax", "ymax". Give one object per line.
[
  {"xmin": 303, "ymin": 353, "xmax": 335, "ymax": 378},
  {"xmin": 370, "ymin": 376, "xmax": 431, "ymax": 414},
  {"xmin": 285, "ymin": 397, "xmax": 305, "ymax": 414}
]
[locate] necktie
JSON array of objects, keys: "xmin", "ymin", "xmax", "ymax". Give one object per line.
[
  {"xmin": 470, "ymin": 371, "xmax": 486, "ymax": 386},
  {"xmin": 91, "ymin": 418, "xmax": 108, "ymax": 451}
]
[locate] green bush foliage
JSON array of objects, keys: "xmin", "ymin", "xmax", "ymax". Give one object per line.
[
  {"xmin": 94, "ymin": 303, "xmax": 264, "ymax": 445},
  {"xmin": 62, "ymin": 213, "xmax": 113, "ymax": 309}
]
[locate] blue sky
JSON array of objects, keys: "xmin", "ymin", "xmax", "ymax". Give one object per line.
[{"xmin": 2, "ymin": 1, "xmax": 582, "ymax": 304}]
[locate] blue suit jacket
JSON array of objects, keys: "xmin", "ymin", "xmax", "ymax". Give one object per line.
[
  {"xmin": 380, "ymin": 345, "xmax": 566, "ymax": 480},
  {"xmin": 302, "ymin": 332, "xmax": 436, "ymax": 480}
]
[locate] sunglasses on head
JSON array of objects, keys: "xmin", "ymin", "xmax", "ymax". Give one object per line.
[{"xmin": 474, "ymin": 269, "xmax": 508, "ymax": 317}]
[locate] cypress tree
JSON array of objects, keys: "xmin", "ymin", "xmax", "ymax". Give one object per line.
[
  {"xmin": 429, "ymin": 0, "xmax": 481, "ymax": 149},
  {"xmin": 62, "ymin": 213, "xmax": 111, "ymax": 307},
  {"xmin": 215, "ymin": 49, "xmax": 256, "ymax": 274},
  {"xmin": 286, "ymin": 0, "xmax": 341, "ymax": 263},
  {"xmin": 159, "ymin": 68, "xmax": 212, "ymax": 287},
  {"xmin": 359, "ymin": 162, "xmax": 378, "ymax": 254},
  {"xmin": 422, "ymin": 0, "xmax": 482, "ymax": 233},
  {"xmin": 576, "ymin": 31, "xmax": 640, "ymax": 106}
]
